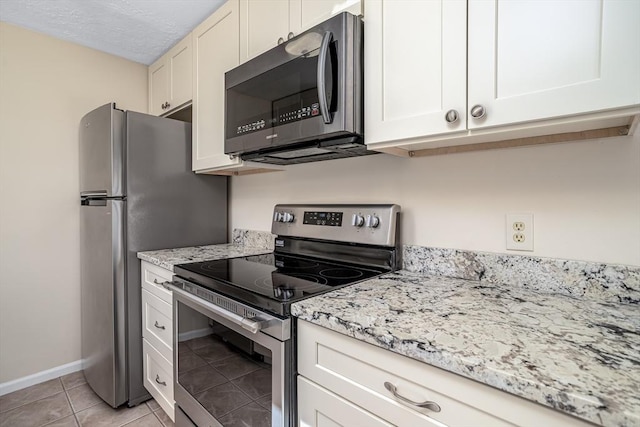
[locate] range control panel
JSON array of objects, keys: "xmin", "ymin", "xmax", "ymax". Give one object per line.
[
  {"xmin": 303, "ymin": 211, "xmax": 343, "ymax": 226},
  {"xmin": 271, "ymin": 204, "xmax": 400, "ymax": 247}
]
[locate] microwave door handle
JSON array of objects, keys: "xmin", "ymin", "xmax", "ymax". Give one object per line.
[{"xmin": 317, "ymin": 31, "xmax": 334, "ymax": 124}]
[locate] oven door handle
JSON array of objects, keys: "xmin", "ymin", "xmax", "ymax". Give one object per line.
[
  {"xmin": 240, "ymin": 317, "xmax": 265, "ymax": 334},
  {"xmin": 172, "ymin": 286, "xmax": 267, "ymax": 334}
]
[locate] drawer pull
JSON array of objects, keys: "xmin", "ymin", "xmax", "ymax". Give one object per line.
[
  {"xmin": 155, "ymin": 375, "xmax": 167, "ymax": 386},
  {"xmin": 384, "ymin": 382, "xmax": 441, "ymax": 412},
  {"xmin": 154, "ymin": 321, "xmax": 165, "ymax": 330},
  {"xmin": 153, "ymin": 278, "xmax": 172, "ymax": 290}
]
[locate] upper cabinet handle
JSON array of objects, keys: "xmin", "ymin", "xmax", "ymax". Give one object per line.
[
  {"xmin": 470, "ymin": 104, "xmax": 486, "ymax": 119},
  {"xmin": 445, "ymin": 109, "xmax": 459, "ymax": 123},
  {"xmin": 154, "ymin": 321, "xmax": 165, "ymax": 330},
  {"xmin": 277, "ymin": 37, "xmax": 284, "ymax": 45},
  {"xmin": 384, "ymin": 382, "xmax": 441, "ymax": 412},
  {"xmin": 287, "ymin": 32, "xmax": 295, "ymax": 40}
]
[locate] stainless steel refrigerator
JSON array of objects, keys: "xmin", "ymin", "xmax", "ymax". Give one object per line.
[{"xmin": 79, "ymin": 103, "xmax": 227, "ymax": 408}]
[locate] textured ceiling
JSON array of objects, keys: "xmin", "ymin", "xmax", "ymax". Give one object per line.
[{"xmin": 0, "ymin": 0, "xmax": 226, "ymax": 65}]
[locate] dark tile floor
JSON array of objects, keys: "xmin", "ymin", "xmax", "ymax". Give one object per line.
[{"xmin": 0, "ymin": 372, "xmax": 174, "ymax": 427}]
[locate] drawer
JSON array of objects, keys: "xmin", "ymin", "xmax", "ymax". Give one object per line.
[
  {"xmin": 141, "ymin": 261, "xmax": 173, "ymax": 304},
  {"xmin": 143, "ymin": 339, "xmax": 175, "ymax": 421},
  {"xmin": 142, "ymin": 288, "xmax": 173, "ymax": 361},
  {"xmin": 298, "ymin": 376, "xmax": 395, "ymax": 427},
  {"xmin": 298, "ymin": 320, "xmax": 590, "ymax": 427}
]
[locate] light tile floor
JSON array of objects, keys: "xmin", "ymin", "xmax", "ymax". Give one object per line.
[{"xmin": 0, "ymin": 372, "xmax": 174, "ymax": 427}]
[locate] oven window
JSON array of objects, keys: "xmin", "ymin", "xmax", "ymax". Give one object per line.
[{"xmin": 176, "ymin": 301, "xmax": 272, "ymax": 426}]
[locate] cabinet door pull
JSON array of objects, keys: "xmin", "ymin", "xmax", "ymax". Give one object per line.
[
  {"xmin": 287, "ymin": 32, "xmax": 294, "ymax": 40},
  {"xmin": 470, "ymin": 104, "xmax": 486, "ymax": 119},
  {"xmin": 154, "ymin": 321, "xmax": 165, "ymax": 330},
  {"xmin": 277, "ymin": 37, "xmax": 284, "ymax": 45},
  {"xmin": 155, "ymin": 374, "xmax": 166, "ymax": 386},
  {"xmin": 445, "ymin": 109, "xmax": 459, "ymax": 123},
  {"xmin": 384, "ymin": 381, "xmax": 441, "ymax": 412}
]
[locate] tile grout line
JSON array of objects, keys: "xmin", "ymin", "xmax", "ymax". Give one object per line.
[
  {"xmin": 63, "ymin": 386, "xmax": 85, "ymax": 426},
  {"xmin": 60, "ymin": 388, "xmax": 78, "ymax": 427},
  {"xmin": 151, "ymin": 409, "xmax": 167, "ymax": 427},
  {"xmin": 117, "ymin": 403, "xmax": 154, "ymax": 427}
]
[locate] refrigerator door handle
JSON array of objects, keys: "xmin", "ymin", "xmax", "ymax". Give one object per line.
[
  {"xmin": 81, "ymin": 190, "xmax": 108, "ymax": 198},
  {"xmin": 81, "ymin": 198, "xmax": 107, "ymax": 207}
]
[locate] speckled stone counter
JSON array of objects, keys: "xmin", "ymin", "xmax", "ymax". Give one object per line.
[
  {"xmin": 291, "ymin": 271, "xmax": 640, "ymax": 427},
  {"xmin": 137, "ymin": 229, "xmax": 274, "ymax": 271}
]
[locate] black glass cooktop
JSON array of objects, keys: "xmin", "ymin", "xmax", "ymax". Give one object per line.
[{"xmin": 174, "ymin": 253, "xmax": 389, "ymax": 317}]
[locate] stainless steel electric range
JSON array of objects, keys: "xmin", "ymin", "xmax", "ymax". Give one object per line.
[{"xmin": 170, "ymin": 204, "xmax": 401, "ymax": 427}]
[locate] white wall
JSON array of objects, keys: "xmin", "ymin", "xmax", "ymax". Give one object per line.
[
  {"xmin": 0, "ymin": 23, "xmax": 147, "ymax": 383},
  {"xmin": 230, "ymin": 133, "xmax": 640, "ymax": 267}
]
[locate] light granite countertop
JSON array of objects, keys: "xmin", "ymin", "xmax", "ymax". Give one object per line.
[
  {"xmin": 291, "ymin": 270, "xmax": 639, "ymax": 427},
  {"xmin": 137, "ymin": 243, "xmax": 271, "ymax": 271},
  {"xmin": 137, "ymin": 229, "xmax": 275, "ymax": 271}
]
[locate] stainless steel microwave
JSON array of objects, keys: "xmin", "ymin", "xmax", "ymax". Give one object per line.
[{"xmin": 224, "ymin": 12, "xmax": 373, "ymax": 165}]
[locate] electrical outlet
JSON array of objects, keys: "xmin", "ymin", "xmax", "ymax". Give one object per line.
[{"xmin": 506, "ymin": 213, "xmax": 533, "ymax": 251}]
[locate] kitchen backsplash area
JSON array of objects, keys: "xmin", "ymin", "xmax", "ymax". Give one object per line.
[
  {"xmin": 231, "ymin": 229, "xmax": 276, "ymax": 250},
  {"xmin": 404, "ymin": 246, "xmax": 640, "ymax": 304},
  {"xmin": 234, "ymin": 229, "xmax": 639, "ymax": 305}
]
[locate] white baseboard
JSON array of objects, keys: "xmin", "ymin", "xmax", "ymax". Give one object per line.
[
  {"xmin": 0, "ymin": 360, "xmax": 83, "ymax": 397},
  {"xmin": 178, "ymin": 327, "xmax": 212, "ymax": 342}
]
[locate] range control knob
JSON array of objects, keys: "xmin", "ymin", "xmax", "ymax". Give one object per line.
[
  {"xmin": 273, "ymin": 212, "xmax": 284, "ymax": 222},
  {"xmin": 282, "ymin": 212, "xmax": 295, "ymax": 223},
  {"xmin": 365, "ymin": 215, "xmax": 380, "ymax": 228},
  {"xmin": 352, "ymin": 214, "xmax": 365, "ymax": 228}
]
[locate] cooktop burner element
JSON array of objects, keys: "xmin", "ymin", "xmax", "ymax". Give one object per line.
[
  {"xmin": 319, "ymin": 268, "xmax": 364, "ymax": 279},
  {"xmin": 174, "ymin": 204, "xmax": 401, "ymax": 317},
  {"xmin": 175, "ymin": 253, "xmax": 389, "ymax": 315}
]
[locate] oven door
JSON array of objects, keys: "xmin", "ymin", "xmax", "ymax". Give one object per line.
[{"xmin": 172, "ymin": 286, "xmax": 291, "ymax": 427}]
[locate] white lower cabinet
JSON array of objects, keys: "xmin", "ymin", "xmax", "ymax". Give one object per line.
[
  {"xmin": 143, "ymin": 340, "xmax": 174, "ymax": 419},
  {"xmin": 298, "ymin": 376, "xmax": 394, "ymax": 427},
  {"xmin": 141, "ymin": 261, "xmax": 175, "ymax": 421},
  {"xmin": 297, "ymin": 320, "xmax": 591, "ymax": 427}
]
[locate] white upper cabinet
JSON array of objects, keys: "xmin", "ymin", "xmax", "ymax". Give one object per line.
[
  {"xmin": 365, "ymin": 0, "xmax": 640, "ymax": 153},
  {"xmin": 240, "ymin": 0, "xmax": 290, "ymax": 62},
  {"xmin": 240, "ymin": 0, "xmax": 362, "ymax": 63},
  {"xmin": 148, "ymin": 36, "xmax": 192, "ymax": 116},
  {"xmin": 292, "ymin": 0, "xmax": 362, "ymax": 33},
  {"xmin": 149, "ymin": 61, "xmax": 169, "ymax": 116},
  {"xmin": 365, "ymin": 0, "xmax": 467, "ymax": 145},
  {"xmin": 192, "ymin": 0, "xmax": 243, "ymax": 172},
  {"xmin": 468, "ymin": 0, "xmax": 640, "ymax": 129}
]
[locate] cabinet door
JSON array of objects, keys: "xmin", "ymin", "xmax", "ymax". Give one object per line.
[
  {"xmin": 468, "ymin": 0, "xmax": 640, "ymax": 129},
  {"xmin": 290, "ymin": 0, "xmax": 362, "ymax": 34},
  {"xmin": 148, "ymin": 60, "xmax": 169, "ymax": 116},
  {"xmin": 239, "ymin": 0, "xmax": 291, "ymax": 62},
  {"xmin": 192, "ymin": 0, "xmax": 243, "ymax": 172},
  {"xmin": 168, "ymin": 35, "xmax": 192, "ymax": 111},
  {"xmin": 298, "ymin": 377, "xmax": 394, "ymax": 427},
  {"xmin": 364, "ymin": 0, "xmax": 467, "ymax": 146}
]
